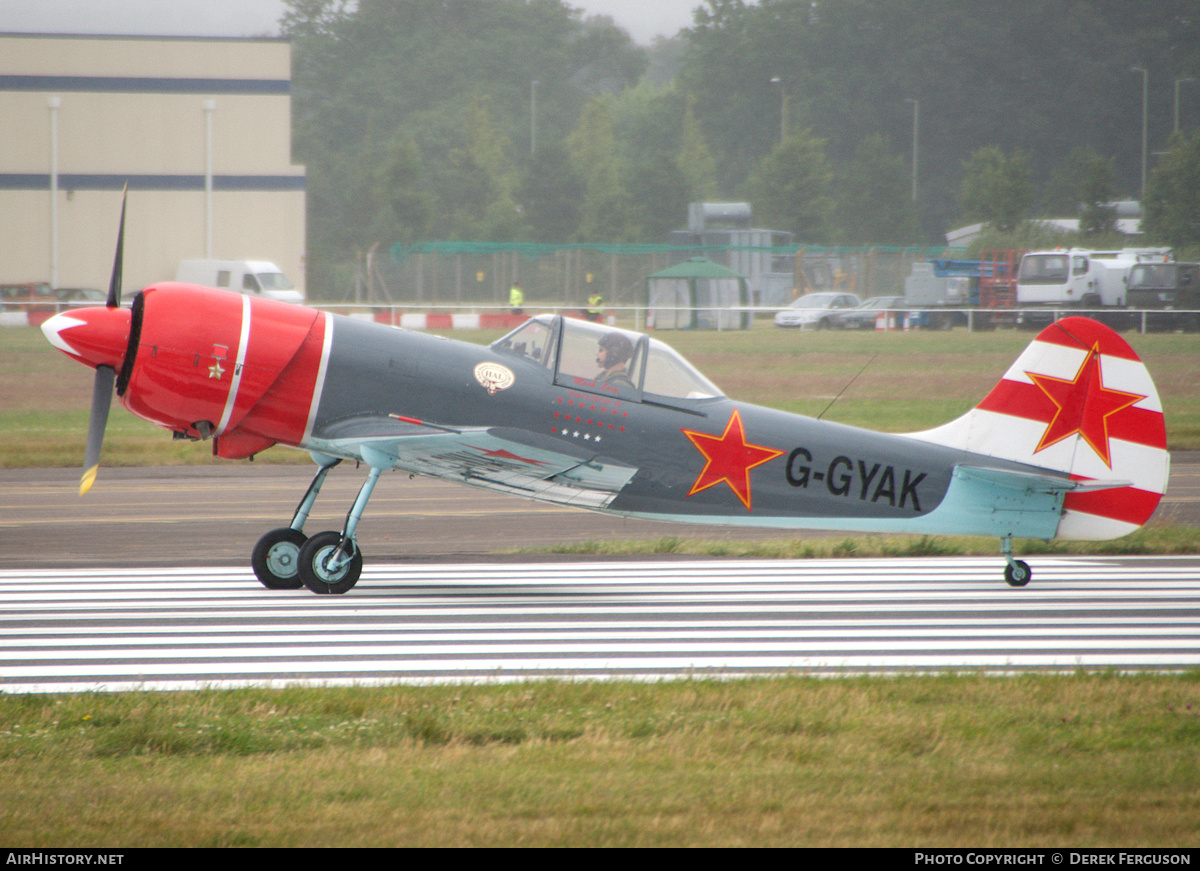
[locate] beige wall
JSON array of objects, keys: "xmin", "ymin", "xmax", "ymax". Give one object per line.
[{"xmin": 0, "ymin": 35, "xmax": 306, "ymax": 296}]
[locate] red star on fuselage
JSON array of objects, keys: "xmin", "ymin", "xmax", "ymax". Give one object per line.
[
  {"xmin": 682, "ymin": 409, "xmax": 784, "ymax": 511},
  {"xmin": 1026, "ymin": 343, "xmax": 1145, "ymax": 468}
]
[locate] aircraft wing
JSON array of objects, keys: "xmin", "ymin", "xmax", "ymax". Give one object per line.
[{"xmin": 311, "ymin": 415, "xmax": 638, "ymax": 509}]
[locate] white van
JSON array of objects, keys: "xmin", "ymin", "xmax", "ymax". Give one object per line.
[{"xmin": 175, "ymin": 259, "xmax": 304, "ymax": 304}]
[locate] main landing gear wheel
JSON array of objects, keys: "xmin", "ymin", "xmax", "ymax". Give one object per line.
[
  {"xmin": 1005, "ymin": 559, "xmax": 1032, "ymax": 587},
  {"xmin": 251, "ymin": 527, "xmax": 307, "ymax": 589},
  {"xmin": 298, "ymin": 530, "xmax": 362, "ymax": 595}
]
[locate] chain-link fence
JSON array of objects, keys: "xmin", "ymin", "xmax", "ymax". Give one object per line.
[{"xmin": 345, "ymin": 242, "xmax": 966, "ymax": 314}]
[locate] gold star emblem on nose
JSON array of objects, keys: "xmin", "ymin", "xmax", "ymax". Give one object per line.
[{"xmin": 208, "ymin": 360, "xmax": 226, "ymax": 380}]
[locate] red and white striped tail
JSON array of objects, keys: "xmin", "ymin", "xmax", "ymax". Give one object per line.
[{"xmin": 910, "ymin": 317, "xmax": 1169, "ymax": 540}]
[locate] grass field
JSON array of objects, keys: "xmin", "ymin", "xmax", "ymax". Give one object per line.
[
  {"xmin": 1, "ymin": 675, "xmax": 1198, "ymax": 847},
  {"xmin": 5, "ymin": 318, "xmax": 1200, "ymax": 467}
]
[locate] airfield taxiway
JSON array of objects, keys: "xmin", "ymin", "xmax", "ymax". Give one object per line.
[{"xmin": 2, "ymin": 457, "xmax": 1198, "ymax": 569}]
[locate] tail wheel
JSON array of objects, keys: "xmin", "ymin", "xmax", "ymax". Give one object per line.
[
  {"xmin": 298, "ymin": 530, "xmax": 362, "ymax": 595},
  {"xmin": 251, "ymin": 527, "xmax": 307, "ymax": 589},
  {"xmin": 1005, "ymin": 560, "xmax": 1031, "ymax": 587}
]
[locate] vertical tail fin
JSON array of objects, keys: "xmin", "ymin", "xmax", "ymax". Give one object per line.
[{"xmin": 910, "ymin": 317, "xmax": 1169, "ymax": 540}]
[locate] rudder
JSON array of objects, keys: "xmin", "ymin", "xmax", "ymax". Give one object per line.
[{"xmin": 910, "ymin": 317, "xmax": 1168, "ymax": 540}]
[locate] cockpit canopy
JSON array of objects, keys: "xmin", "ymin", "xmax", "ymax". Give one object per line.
[{"xmin": 492, "ymin": 315, "xmax": 724, "ymax": 406}]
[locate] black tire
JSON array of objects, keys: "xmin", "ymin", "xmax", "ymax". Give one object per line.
[
  {"xmin": 251, "ymin": 527, "xmax": 307, "ymax": 589},
  {"xmin": 1004, "ymin": 560, "xmax": 1031, "ymax": 588},
  {"xmin": 298, "ymin": 530, "xmax": 362, "ymax": 595}
]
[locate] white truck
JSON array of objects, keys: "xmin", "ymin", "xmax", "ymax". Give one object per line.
[
  {"xmin": 1015, "ymin": 247, "xmax": 1171, "ymax": 326},
  {"xmin": 903, "ymin": 259, "xmax": 978, "ymax": 329},
  {"xmin": 175, "ymin": 259, "xmax": 304, "ymax": 304}
]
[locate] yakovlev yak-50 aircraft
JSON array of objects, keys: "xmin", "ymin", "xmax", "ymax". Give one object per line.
[{"xmin": 42, "ymin": 198, "xmax": 1169, "ymax": 594}]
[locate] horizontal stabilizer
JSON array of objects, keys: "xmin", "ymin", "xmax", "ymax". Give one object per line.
[{"xmin": 955, "ymin": 465, "xmax": 1132, "ymax": 495}]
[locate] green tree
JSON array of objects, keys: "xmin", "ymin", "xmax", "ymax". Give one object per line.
[
  {"xmin": 567, "ymin": 96, "xmax": 632, "ymax": 241},
  {"xmin": 423, "ymin": 96, "xmax": 521, "ymax": 240},
  {"xmin": 835, "ymin": 134, "xmax": 920, "ymax": 245},
  {"xmin": 1078, "ymin": 154, "xmax": 1118, "ymax": 238},
  {"xmin": 746, "ymin": 129, "xmax": 834, "ymax": 242},
  {"xmin": 281, "ymin": 0, "xmax": 645, "ymax": 264},
  {"xmin": 371, "ymin": 137, "xmax": 432, "ymax": 244},
  {"xmin": 517, "ymin": 143, "xmax": 584, "ymax": 242},
  {"xmin": 571, "ymin": 13, "xmax": 650, "ymax": 95},
  {"xmin": 677, "ymin": 98, "xmax": 719, "ymax": 201},
  {"xmin": 958, "ymin": 146, "xmax": 1032, "ymax": 232},
  {"xmin": 679, "ymin": 0, "xmax": 1200, "ymax": 239},
  {"xmin": 1142, "ymin": 132, "xmax": 1200, "ymax": 249},
  {"xmin": 627, "ymin": 153, "xmax": 692, "ymax": 239},
  {"xmin": 1044, "ymin": 146, "xmax": 1101, "ymax": 216}
]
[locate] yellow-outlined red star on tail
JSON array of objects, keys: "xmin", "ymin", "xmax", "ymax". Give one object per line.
[{"xmin": 1026, "ymin": 342, "xmax": 1146, "ymax": 469}]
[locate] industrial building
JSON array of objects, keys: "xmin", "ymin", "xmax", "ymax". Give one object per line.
[{"xmin": 0, "ymin": 33, "xmax": 305, "ymax": 295}]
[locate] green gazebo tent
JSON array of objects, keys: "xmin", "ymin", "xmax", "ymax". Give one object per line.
[{"xmin": 643, "ymin": 257, "xmax": 751, "ymax": 330}]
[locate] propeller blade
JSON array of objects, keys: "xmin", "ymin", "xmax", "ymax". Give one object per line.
[
  {"xmin": 80, "ymin": 187, "xmax": 128, "ymax": 494},
  {"xmin": 106, "ymin": 187, "xmax": 127, "ymax": 309},
  {"xmin": 81, "ymin": 365, "xmax": 115, "ymax": 496}
]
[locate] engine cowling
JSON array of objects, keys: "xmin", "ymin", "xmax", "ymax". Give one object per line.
[{"xmin": 121, "ymin": 283, "xmax": 328, "ymax": 458}]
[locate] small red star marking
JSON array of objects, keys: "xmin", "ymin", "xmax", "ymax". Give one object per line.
[
  {"xmin": 1026, "ymin": 343, "xmax": 1145, "ymax": 468},
  {"xmin": 469, "ymin": 446, "xmax": 551, "ymax": 467},
  {"xmin": 682, "ymin": 409, "xmax": 784, "ymax": 511}
]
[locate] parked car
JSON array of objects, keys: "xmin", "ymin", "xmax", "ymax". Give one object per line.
[
  {"xmin": 1, "ymin": 282, "xmax": 54, "ymax": 304},
  {"xmin": 1, "ymin": 282, "xmax": 56, "ymax": 326},
  {"xmin": 55, "ymin": 287, "xmax": 107, "ymax": 305},
  {"xmin": 773, "ymin": 291, "xmax": 861, "ymax": 329},
  {"xmin": 832, "ymin": 295, "xmax": 907, "ymax": 330}
]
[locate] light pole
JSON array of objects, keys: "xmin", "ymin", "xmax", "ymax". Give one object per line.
[
  {"xmin": 204, "ymin": 99, "xmax": 215, "ymax": 259},
  {"xmin": 905, "ymin": 98, "xmax": 919, "ymax": 202},
  {"xmin": 1131, "ymin": 66, "xmax": 1147, "ymax": 199},
  {"xmin": 770, "ymin": 77, "xmax": 787, "ymax": 142},
  {"xmin": 530, "ymin": 80, "xmax": 538, "ymax": 156},
  {"xmin": 1176, "ymin": 77, "xmax": 1194, "ymax": 134},
  {"xmin": 48, "ymin": 96, "xmax": 60, "ymax": 289}
]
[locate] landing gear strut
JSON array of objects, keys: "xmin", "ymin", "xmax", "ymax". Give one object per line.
[
  {"xmin": 297, "ymin": 460, "xmax": 386, "ymax": 594},
  {"xmin": 252, "ymin": 450, "xmax": 390, "ymax": 595},
  {"xmin": 251, "ymin": 457, "xmax": 341, "ymax": 591},
  {"xmin": 1001, "ymin": 535, "xmax": 1031, "ymax": 587}
]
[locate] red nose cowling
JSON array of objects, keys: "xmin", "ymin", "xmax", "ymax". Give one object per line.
[
  {"xmin": 44, "ymin": 284, "xmax": 329, "ymax": 460},
  {"xmin": 41, "ymin": 306, "xmax": 131, "ymax": 372}
]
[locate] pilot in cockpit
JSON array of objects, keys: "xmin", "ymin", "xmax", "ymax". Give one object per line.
[{"xmin": 595, "ymin": 332, "xmax": 635, "ymax": 389}]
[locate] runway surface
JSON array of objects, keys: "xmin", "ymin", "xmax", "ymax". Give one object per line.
[
  {"xmin": 2, "ymin": 462, "xmax": 1198, "ymax": 693},
  {"xmin": 2, "ymin": 556, "xmax": 1198, "ymax": 693}
]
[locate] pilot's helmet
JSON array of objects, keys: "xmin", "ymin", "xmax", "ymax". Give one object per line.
[{"xmin": 598, "ymin": 331, "xmax": 633, "ymax": 365}]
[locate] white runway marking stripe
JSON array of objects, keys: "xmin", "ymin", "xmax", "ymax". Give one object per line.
[{"xmin": 1, "ymin": 557, "xmax": 1197, "ymax": 692}]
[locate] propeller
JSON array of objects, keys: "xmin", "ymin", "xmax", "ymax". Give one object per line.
[
  {"xmin": 81, "ymin": 366, "xmax": 115, "ymax": 495},
  {"xmin": 106, "ymin": 189, "xmax": 125, "ymax": 309},
  {"xmin": 80, "ymin": 188, "xmax": 127, "ymax": 496}
]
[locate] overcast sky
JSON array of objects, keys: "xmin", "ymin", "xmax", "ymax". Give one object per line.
[{"xmin": 0, "ymin": 0, "xmax": 701, "ymax": 44}]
